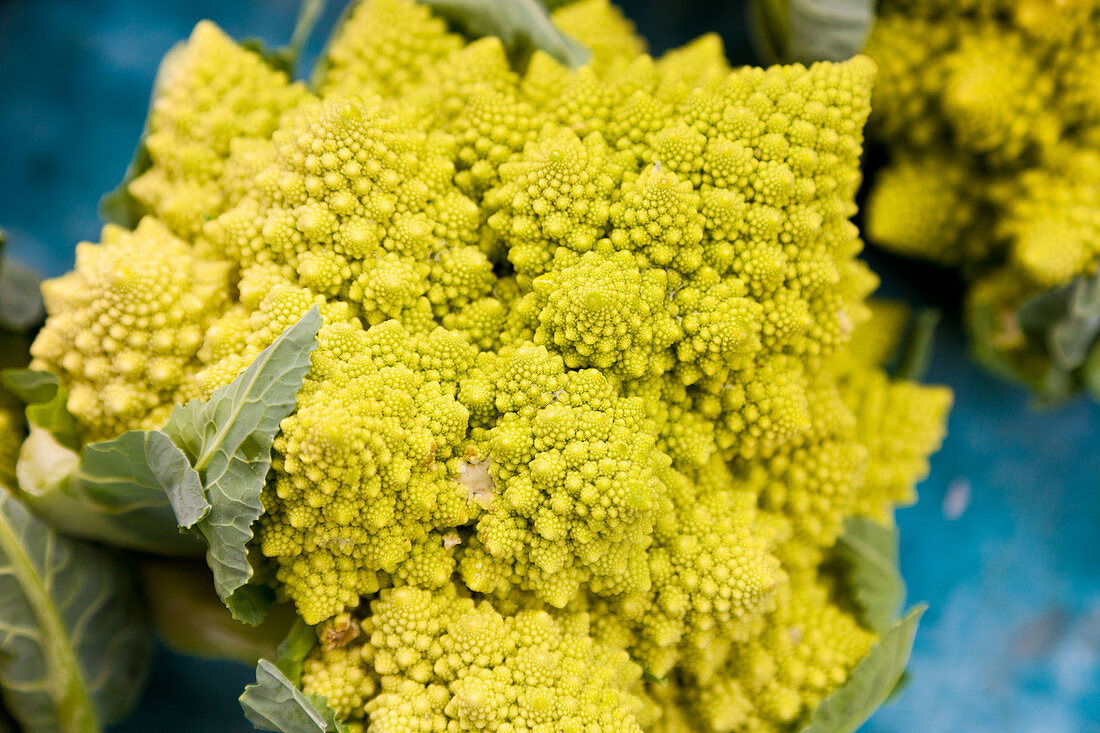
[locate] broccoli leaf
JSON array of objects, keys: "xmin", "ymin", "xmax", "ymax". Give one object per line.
[
  {"xmin": 163, "ymin": 307, "xmax": 320, "ymax": 619},
  {"xmin": 0, "ymin": 488, "xmax": 153, "ymax": 732},
  {"xmin": 968, "ymin": 271, "xmax": 1100, "ymax": 402},
  {"xmin": 0, "ymin": 261, "xmax": 44, "ymax": 335},
  {"xmin": 9, "ymin": 310, "xmax": 318, "ymax": 606},
  {"xmin": 749, "ymin": 0, "xmax": 873, "ymax": 65},
  {"xmin": 240, "ymin": 659, "xmax": 345, "ymax": 733},
  {"xmin": 417, "ymin": 0, "xmax": 591, "ymax": 69},
  {"xmin": 226, "ymin": 583, "xmax": 279, "ymax": 627},
  {"xmin": 2, "ymin": 369, "xmax": 81, "ymax": 451},
  {"xmin": 1017, "ymin": 270, "xmax": 1100, "ymax": 373},
  {"xmin": 834, "ymin": 516, "xmax": 904, "ymax": 634},
  {"xmin": 14, "ymin": 426, "xmax": 206, "ymax": 556},
  {"xmin": 84, "ymin": 429, "xmax": 208, "ymax": 527},
  {"xmin": 0, "ymin": 231, "xmax": 44, "ymax": 334},
  {"xmin": 966, "ymin": 299, "xmax": 1053, "ymax": 396},
  {"xmin": 799, "ymin": 604, "xmax": 925, "ymax": 733}
]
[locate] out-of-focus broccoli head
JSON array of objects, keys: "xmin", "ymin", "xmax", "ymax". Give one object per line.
[{"xmin": 865, "ymin": 0, "xmax": 1100, "ymax": 400}]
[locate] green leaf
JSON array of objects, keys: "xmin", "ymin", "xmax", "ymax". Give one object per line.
[
  {"xmin": 834, "ymin": 517, "xmax": 904, "ymax": 634},
  {"xmin": 15, "ymin": 426, "xmax": 205, "ymax": 556},
  {"xmin": 275, "ymin": 620, "xmax": 320, "ymax": 686},
  {"xmin": 966, "ymin": 300, "xmax": 1064, "ymax": 400},
  {"xmin": 0, "ymin": 258, "xmax": 44, "ymax": 333},
  {"xmin": 86, "ymin": 430, "xmax": 208, "ymax": 527},
  {"xmin": 10, "ymin": 311, "xmax": 318, "ymax": 595},
  {"xmin": 749, "ymin": 0, "xmax": 873, "ymax": 64},
  {"xmin": 227, "ymin": 584, "xmax": 278, "ymax": 627},
  {"xmin": 137, "ymin": 558, "xmax": 297, "ymax": 665},
  {"xmin": 99, "ymin": 41, "xmax": 187, "ymax": 228},
  {"xmin": 0, "ymin": 231, "xmax": 44, "ymax": 333},
  {"xmin": 799, "ymin": 605, "xmax": 925, "ymax": 733},
  {"xmin": 240, "ymin": 660, "xmax": 344, "ymax": 733},
  {"xmin": 884, "ymin": 670, "xmax": 911, "ymax": 704},
  {"xmin": 2, "ymin": 369, "xmax": 81, "ymax": 451},
  {"xmin": 748, "ymin": 0, "xmax": 790, "ymax": 65},
  {"xmin": 0, "ymin": 488, "xmax": 153, "ymax": 732},
  {"xmin": 968, "ymin": 271, "xmax": 1100, "ymax": 401},
  {"xmin": 416, "ymin": 0, "xmax": 591, "ymax": 69},
  {"xmin": 891, "ymin": 308, "xmax": 940, "ymax": 383},
  {"xmin": 1018, "ymin": 271, "xmax": 1100, "ymax": 372},
  {"xmin": 163, "ymin": 308, "xmax": 320, "ymax": 615}
]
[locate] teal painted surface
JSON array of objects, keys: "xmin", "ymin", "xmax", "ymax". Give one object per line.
[{"xmin": 0, "ymin": 1, "xmax": 1097, "ymax": 731}]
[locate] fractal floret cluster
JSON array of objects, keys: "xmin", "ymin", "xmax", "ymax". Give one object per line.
[
  {"xmin": 865, "ymin": 0, "xmax": 1100, "ymax": 397},
  {"xmin": 26, "ymin": 0, "xmax": 950, "ymax": 730}
]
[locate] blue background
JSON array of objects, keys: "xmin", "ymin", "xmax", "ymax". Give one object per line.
[{"xmin": 0, "ymin": 1, "xmax": 1097, "ymax": 731}]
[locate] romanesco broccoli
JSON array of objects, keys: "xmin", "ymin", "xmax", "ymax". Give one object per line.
[{"xmin": 19, "ymin": 1, "xmax": 951, "ymax": 730}]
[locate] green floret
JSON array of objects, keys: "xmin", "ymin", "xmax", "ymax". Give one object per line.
[
  {"xmin": 590, "ymin": 461, "xmax": 783, "ymax": 680},
  {"xmin": 864, "ymin": 151, "xmax": 986, "ymax": 266},
  {"xmin": 316, "ymin": 0, "xmax": 463, "ymax": 98},
  {"xmin": 458, "ymin": 345, "xmax": 662, "ymax": 607},
  {"xmin": 258, "ymin": 315, "xmax": 479, "ymax": 625},
  {"xmin": 532, "ymin": 250, "xmax": 680, "ymax": 378},
  {"xmin": 123, "ymin": 21, "xmax": 309, "ymax": 237},
  {"xmin": 939, "ymin": 30, "xmax": 1060, "ymax": 162},
  {"xmin": 550, "ymin": 0, "xmax": 647, "ymax": 72},
  {"xmin": 29, "ymin": 217, "xmax": 230, "ymax": 441},
  {"xmin": 301, "ymin": 585, "xmax": 646, "ymax": 732}
]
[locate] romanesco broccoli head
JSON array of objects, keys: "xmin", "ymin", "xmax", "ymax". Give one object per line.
[{"xmin": 23, "ymin": 1, "xmax": 952, "ymax": 729}]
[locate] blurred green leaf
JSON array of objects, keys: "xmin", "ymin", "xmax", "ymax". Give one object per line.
[
  {"xmin": 834, "ymin": 517, "xmax": 904, "ymax": 634},
  {"xmin": 240, "ymin": 660, "xmax": 345, "ymax": 733},
  {"xmin": 99, "ymin": 42, "xmax": 185, "ymax": 228},
  {"xmin": 163, "ymin": 308, "xmax": 320, "ymax": 619},
  {"xmin": 800, "ymin": 605, "xmax": 925, "ymax": 733},
  {"xmin": 138, "ymin": 558, "xmax": 296, "ymax": 665},
  {"xmin": 0, "ymin": 230, "xmax": 44, "ymax": 333},
  {"xmin": 1018, "ymin": 271, "xmax": 1100, "ymax": 372},
  {"xmin": 969, "ymin": 271, "xmax": 1100, "ymax": 401},
  {"xmin": 750, "ymin": 0, "xmax": 873, "ymax": 64},
  {"xmin": 0, "ymin": 488, "xmax": 153, "ymax": 732},
  {"xmin": 2, "ymin": 369, "xmax": 80, "ymax": 451},
  {"xmin": 243, "ymin": 0, "xmax": 329, "ymax": 75},
  {"xmin": 891, "ymin": 308, "xmax": 940, "ymax": 382},
  {"xmin": 276, "ymin": 620, "xmax": 321, "ymax": 686}
]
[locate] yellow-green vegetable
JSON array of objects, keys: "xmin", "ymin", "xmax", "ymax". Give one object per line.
[
  {"xmin": 11, "ymin": 1, "xmax": 952, "ymax": 730},
  {"xmin": 865, "ymin": 0, "xmax": 1100, "ymax": 399}
]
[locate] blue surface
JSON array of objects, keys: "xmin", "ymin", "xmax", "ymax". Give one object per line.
[{"xmin": 0, "ymin": 1, "xmax": 1098, "ymax": 731}]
